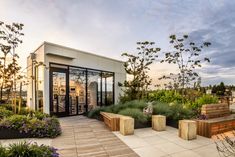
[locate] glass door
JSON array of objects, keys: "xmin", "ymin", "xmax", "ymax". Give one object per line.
[
  {"xmin": 69, "ymin": 67, "xmax": 86, "ymax": 115},
  {"xmin": 50, "ymin": 68, "xmax": 69, "ymax": 116}
]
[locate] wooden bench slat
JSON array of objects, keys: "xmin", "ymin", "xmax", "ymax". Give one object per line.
[{"xmin": 100, "ymin": 112, "xmax": 124, "ymax": 131}]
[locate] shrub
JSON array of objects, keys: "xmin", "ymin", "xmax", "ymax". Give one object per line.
[
  {"xmin": 17, "ymin": 107, "xmax": 30, "ymax": 115},
  {"xmin": 0, "ymin": 115, "xmax": 61, "ymax": 138},
  {"xmin": 41, "ymin": 117, "xmax": 62, "ymax": 138},
  {"xmin": 152, "ymin": 101, "xmax": 195, "ymax": 121},
  {"xmin": 87, "ymin": 106, "xmax": 113, "ymax": 119},
  {"xmin": 152, "ymin": 101, "xmax": 172, "ymax": 117},
  {"xmin": 7, "ymin": 141, "xmax": 59, "ymax": 157},
  {"xmin": 0, "ymin": 107, "xmax": 13, "ymax": 119},
  {"xmin": 87, "ymin": 100, "xmax": 148, "ymax": 119},
  {"xmin": 149, "ymin": 90, "xmax": 184, "ymax": 103},
  {"xmin": 169, "ymin": 103, "xmax": 195, "ymax": 121},
  {"xmin": 0, "ymin": 145, "xmax": 7, "ymax": 157},
  {"xmin": 191, "ymin": 94, "xmax": 218, "ymax": 111},
  {"xmin": 0, "ymin": 104, "xmax": 14, "ymax": 111},
  {"xmin": 27, "ymin": 111, "xmax": 50, "ymax": 120},
  {"xmin": 118, "ymin": 108, "xmax": 149, "ymax": 123}
]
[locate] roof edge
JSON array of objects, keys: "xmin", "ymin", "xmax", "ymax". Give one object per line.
[{"xmin": 33, "ymin": 41, "xmax": 124, "ymax": 63}]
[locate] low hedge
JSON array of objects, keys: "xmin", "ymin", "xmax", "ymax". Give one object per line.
[
  {"xmin": 118, "ymin": 108, "xmax": 149, "ymax": 123},
  {"xmin": 87, "ymin": 100, "xmax": 148, "ymax": 119},
  {"xmin": 87, "ymin": 100, "xmax": 195, "ymax": 128},
  {"xmin": 0, "ymin": 115, "xmax": 61, "ymax": 138},
  {"xmin": 0, "ymin": 107, "xmax": 13, "ymax": 119},
  {"xmin": 0, "ymin": 104, "xmax": 61, "ymax": 139},
  {"xmin": 0, "ymin": 141, "xmax": 59, "ymax": 157}
]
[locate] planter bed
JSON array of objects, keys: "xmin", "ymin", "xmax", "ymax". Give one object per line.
[
  {"xmin": 166, "ymin": 120, "xmax": 178, "ymax": 128},
  {"xmin": 135, "ymin": 120, "xmax": 151, "ymax": 129},
  {"xmin": 0, "ymin": 127, "xmax": 32, "ymax": 139}
]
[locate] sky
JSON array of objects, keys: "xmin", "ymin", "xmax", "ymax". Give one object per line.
[{"xmin": 0, "ymin": 0, "xmax": 235, "ymax": 87}]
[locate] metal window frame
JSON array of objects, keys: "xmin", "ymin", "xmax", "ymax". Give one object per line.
[{"xmin": 49, "ymin": 62, "xmax": 115, "ymax": 116}]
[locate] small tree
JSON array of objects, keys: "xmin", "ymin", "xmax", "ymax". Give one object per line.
[
  {"xmin": 0, "ymin": 21, "xmax": 24, "ymax": 110},
  {"xmin": 159, "ymin": 34, "xmax": 211, "ymax": 92},
  {"xmin": 119, "ymin": 41, "xmax": 160, "ymax": 101},
  {"xmin": 212, "ymin": 82, "xmax": 226, "ymax": 96}
]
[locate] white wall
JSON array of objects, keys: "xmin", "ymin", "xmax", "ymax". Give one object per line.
[
  {"xmin": 26, "ymin": 45, "xmax": 46, "ymax": 112},
  {"xmin": 44, "ymin": 43, "xmax": 126, "ymax": 105},
  {"xmin": 27, "ymin": 42, "xmax": 126, "ymax": 114}
]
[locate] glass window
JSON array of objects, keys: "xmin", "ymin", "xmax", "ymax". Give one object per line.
[
  {"xmin": 87, "ymin": 70, "xmax": 101, "ymax": 111},
  {"xmin": 36, "ymin": 66, "xmax": 44, "ymax": 112},
  {"xmin": 52, "ymin": 71, "xmax": 66, "ymax": 113},
  {"xmin": 102, "ymin": 72, "xmax": 114, "ymax": 106},
  {"xmin": 69, "ymin": 67, "xmax": 86, "ymax": 115}
]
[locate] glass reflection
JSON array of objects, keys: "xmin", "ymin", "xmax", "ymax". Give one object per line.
[
  {"xmin": 52, "ymin": 72, "xmax": 66, "ymax": 113},
  {"xmin": 87, "ymin": 70, "xmax": 101, "ymax": 111},
  {"xmin": 69, "ymin": 67, "xmax": 86, "ymax": 115},
  {"xmin": 102, "ymin": 72, "xmax": 114, "ymax": 106}
]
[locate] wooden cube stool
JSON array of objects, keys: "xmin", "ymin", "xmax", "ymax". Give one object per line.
[
  {"xmin": 179, "ymin": 120, "xmax": 197, "ymax": 140},
  {"xmin": 152, "ymin": 115, "xmax": 166, "ymax": 131},
  {"xmin": 120, "ymin": 116, "xmax": 134, "ymax": 136}
]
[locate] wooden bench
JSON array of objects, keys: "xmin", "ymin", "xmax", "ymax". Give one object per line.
[
  {"xmin": 201, "ymin": 103, "xmax": 230, "ymax": 119},
  {"xmin": 197, "ymin": 115, "xmax": 235, "ymax": 138},
  {"xmin": 100, "ymin": 112, "xmax": 122, "ymax": 131},
  {"xmin": 197, "ymin": 103, "xmax": 234, "ymax": 138}
]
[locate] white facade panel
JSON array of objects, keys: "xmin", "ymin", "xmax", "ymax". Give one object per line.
[{"xmin": 27, "ymin": 42, "xmax": 126, "ymax": 115}]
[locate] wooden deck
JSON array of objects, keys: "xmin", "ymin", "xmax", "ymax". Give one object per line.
[{"xmin": 51, "ymin": 116, "xmax": 139, "ymax": 157}]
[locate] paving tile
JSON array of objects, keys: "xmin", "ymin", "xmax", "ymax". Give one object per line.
[
  {"xmin": 106, "ymin": 147, "xmax": 136, "ymax": 156},
  {"xmin": 133, "ymin": 146, "xmax": 167, "ymax": 157},
  {"xmin": 76, "ymin": 144, "xmax": 106, "ymax": 155},
  {"xmin": 58, "ymin": 116, "xmax": 140, "ymax": 156},
  {"xmin": 154, "ymin": 142, "xmax": 186, "ymax": 154},
  {"xmin": 192, "ymin": 144, "xmax": 220, "ymax": 157},
  {"xmin": 116, "ymin": 135, "xmax": 150, "ymax": 149},
  {"xmin": 134, "ymin": 128, "xmax": 159, "ymax": 137},
  {"xmin": 143, "ymin": 135, "xmax": 169, "ymax": 145},
  {"xmin": 170, "ymin": 150, "xmax": 201, "ymax": 157},
  {"xmin": 57, "ymin": 148, "xmax": 78, "ymax": 157}
]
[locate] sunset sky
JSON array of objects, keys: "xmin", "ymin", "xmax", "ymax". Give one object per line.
[{"xmin": 1, "ymin": 0, "xmax": 235, "ymax": 87}]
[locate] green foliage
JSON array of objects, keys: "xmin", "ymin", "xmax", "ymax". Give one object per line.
[
  {"xmin": 0, "ymin": 115, "xmax": 61, "ymax": 138},
  {"xmin": 87, "ymin": 106, "xmax": 113, "ymax": 119},
  {"xmin": 0, "ymin": 21, "xmax": 24, "ymax": 103},
  {"xmin": 87, "ymin": 100, "xmax": 148, "ymax": 119},
  {"xmin": 183, "ymin": 89, "xmax": 203, "ymax": 102},
  {"xmin": 33, "ymin": 111, "xmax": 50, "ymax": 120},
  {"xmin": 0, "ymin": 104, "xmax": 14, "ymax": 111},
  {"xmin": 152, "ymin": 101, "xmax": 195, "ymax": 121},
  {"xmin": 212, "ymin": 82, "xmax": 226, "ymax": 96},
  {"xmin": 119, "ymin": 41, "xmax": 161, "ymax": 101},
  {"xmin": 118, "ymin": 108, "xmax": 149, "ymax": 123},
  {"xmin": 7, "ymin": 141, "xmax": 59, "ymax": 157},
  {"xmin": 149, "ymin": 90, "xmax": 184, "ymax": 103},
  {"xmin": 88, "ymin": 99, "xmax": 195, "ymax": 127},
  {"xmin": 191, "ymin": 94, "xmax": 218, "ymax": 111},
  {"xmin": 0, "ymin": 145, "xmax": 7, "ymax": 157},
  {"xmin": 169, "ymin": 103, "xmax": 195, "ymax": 121},
  {"xmin": 0, "ymin": 107, "xmax": 13, "ymax": 119},
  {"xmin": 8, "ymin": 141, "xmax": 31, "ymax": 157},
  {"xmin": 0, "ymin": 104, "xmax": 49, "ymax": 120},
  {"xmin": 152, "ymin": 102, "xmax": 172, "ymax": 117},
  {"xmin": 160, "ymin": 34, "xmax": 211, "ymax": 89}
]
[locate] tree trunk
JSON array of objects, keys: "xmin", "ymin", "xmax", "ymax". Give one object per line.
[{"xmin": 0, "ymin": 86, "xmax": 3, "ymax": 102}]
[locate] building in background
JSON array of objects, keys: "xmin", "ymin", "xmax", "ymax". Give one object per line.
[{"xmin": 27, "ymin": 42, "xmax": 126, "ymax": 116}]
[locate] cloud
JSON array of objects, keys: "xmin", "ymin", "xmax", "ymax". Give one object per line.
[{"xmin": 0, "ymin": 0, "xmax": 235, "ymax": 86}]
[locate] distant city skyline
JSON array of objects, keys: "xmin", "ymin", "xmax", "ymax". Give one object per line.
[{"xmin": 1, "ymin": 0, "xmax": 235, "ymax": 87}]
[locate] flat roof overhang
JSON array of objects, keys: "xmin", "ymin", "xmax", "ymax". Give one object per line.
[{"xmin": 46, "ymin": 52, "xmax": 75, "ymax": 60}]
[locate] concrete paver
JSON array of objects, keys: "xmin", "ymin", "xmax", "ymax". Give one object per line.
[{"xmin": 113, "ymin": 126, "xmax": 221, "ymax": 157}]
